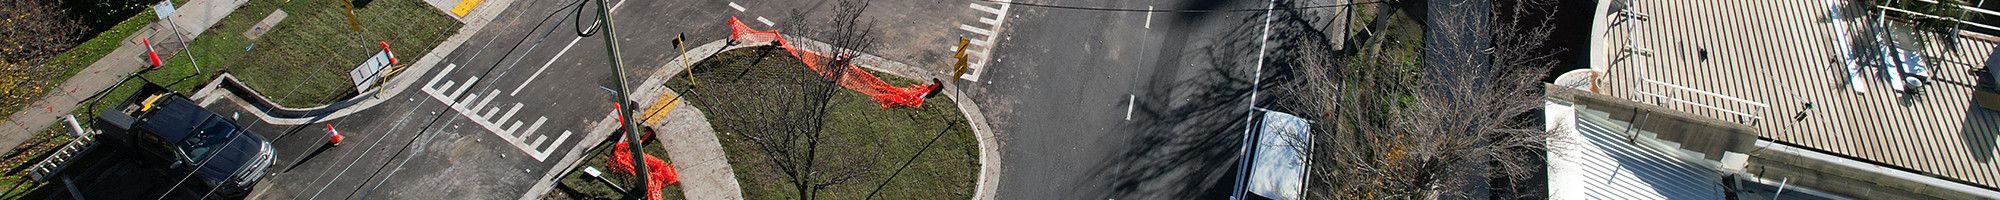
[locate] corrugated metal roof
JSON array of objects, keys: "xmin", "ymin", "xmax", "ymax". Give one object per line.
[
  {"xmin": 1593, "ymin": 0, "xmax": 2000, "ymax": 188},
  {"xmin": 1548, "ymin": 101, "xmax": 1727, "ymax": 200}
]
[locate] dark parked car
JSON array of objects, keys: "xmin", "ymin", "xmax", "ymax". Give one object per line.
[{"xmin": 95, "ymin": 84, "xmax": 274, "ymax": 197}]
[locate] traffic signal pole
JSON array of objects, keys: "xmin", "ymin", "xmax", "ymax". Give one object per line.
[{"xmin": 589, "ymin": 0, "xmax": 648, "ymax": 197}]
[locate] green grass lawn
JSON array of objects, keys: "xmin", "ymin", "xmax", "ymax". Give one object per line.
[
  {"xmin": 554, "ymin": 139, "xmax": 686, "ymax": 200},
  {"xmin": 154, "ymin": 0, "xmax": 460, "ymax": 107},
  {"xmin": 665, "ymin": 48, "xmax": 978, "ymax": 199}
]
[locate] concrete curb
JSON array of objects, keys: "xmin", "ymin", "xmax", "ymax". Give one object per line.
[{"xmin": 625, "ymin": 35, "xmax": 1002, "ymax": 200}]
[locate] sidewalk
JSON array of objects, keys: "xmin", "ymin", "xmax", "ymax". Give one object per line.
[
  {"xmin": 631, "ymin": 39, "xmax": 746, "ymax": 200},
  {"xmin": 0, "ymin": 0, "xmax": 248, "ymax": 154}
]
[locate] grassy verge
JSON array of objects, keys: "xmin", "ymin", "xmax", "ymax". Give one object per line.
[
  {"xmin": 154, "ymin": 0, "xmax": 459, "ymax": 107},
  {"xmin": 553, "ymin": 139, "xmax": 686, "ymax": 199},
  {"xmin": 43, "ymin": 11, "xmax": 158, "ymax": 94},
  {"xmin": 666, "ymin": 48, "xmax": 978, "ymax": 199}
]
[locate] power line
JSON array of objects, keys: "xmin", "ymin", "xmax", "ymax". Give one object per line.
[{"xmin": 969, "ymin": 0, "xmax": 1384, "ymax": 13}]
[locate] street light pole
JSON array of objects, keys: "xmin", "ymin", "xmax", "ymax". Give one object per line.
[{"xmin": 588, "ymin": 0, "xmax": 647, "ymax": 197}]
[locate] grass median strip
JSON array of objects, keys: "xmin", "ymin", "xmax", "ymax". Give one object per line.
[{"xmin": 666, "ymin": 48, "xmax": 977, "ymax": 199}]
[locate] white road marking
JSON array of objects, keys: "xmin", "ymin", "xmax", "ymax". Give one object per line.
[
  {"xmin": 979, "ymin": 16, "xmax": 999, "ymax": 25},
  {"xmin": 728, "ymin": 2, "xmax": 745, "ymax": 12},
  {"xmin": 509, "ymin": 0, "xmax": 625, "ymax": 96},
  {"xmin": 449, "ymin": 77, "xmax": 478, "ymax": 99},
  {"xmin": 970, "ymin": 3, "xmax": 1001, "ymax": 13},
  {"xmin": 756, "ymin": 16, "xmax": 775, "ymax": 27},
  {"xmin": 1144, "ymin": 6, "xmax": 1153, "ymax": 29},
  {"xmin": 425, "ymin": 64, "xmax": 458, "ymax": 90},
  {"xmin": 473, "ymin": 90, "xmax": 499, "ymax": 112},
  {"xmin": 1126, "ymin": 94, "xmax": 1135, "ymax": 120},
  {"xmin": 420, "ymin": 65, "xmax": 574, "ymax": 162},
  {"xmin": 957, "ymin": 1, "xmax": 1011, "ymax": 81},
  {"xmin": 960, "ymin": 24, "xmax": 995, "ymax": 36},
  {"xmin": 512, "ymin": 37, "xmax": 584, "ymax": 96}
]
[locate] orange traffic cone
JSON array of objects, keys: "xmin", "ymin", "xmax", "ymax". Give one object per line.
[{"xmin": 326, "ymin": 124, "xmax": 344, "ymax": 146}]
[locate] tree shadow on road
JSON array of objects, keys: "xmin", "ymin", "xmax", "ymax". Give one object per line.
[{"xmin": 1081, "ymin": 1, "xmax": 1344, "ymax": 198}]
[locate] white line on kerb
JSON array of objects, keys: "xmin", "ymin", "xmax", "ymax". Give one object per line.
[
  {"xmin": 728, "ymin": 2, "xmax": 745, "ymax": 12},
  {"xmin": 756, "ymin": 16, "xmax": 775, "ymax": 27},
  {"xmin": 1144, "ymin": 6, "xmax": 1153, "ymax": 29},
  {"xmin": 1126, "ymin": 94, "xmax": 1136, "ymax": 121}
]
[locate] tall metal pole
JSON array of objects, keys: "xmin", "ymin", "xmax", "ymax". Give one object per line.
[
  {"xmin": 590, "ymin": 0, "xmax": 648, "ymax": 197},
  {"xmin": 165, "ymin": 15, "xmax": 200, "ymax": 73}
]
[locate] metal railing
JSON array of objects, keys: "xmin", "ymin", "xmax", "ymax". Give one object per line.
[
  {"xmin": 1881, "ymin": 0, "xmax": 2000, "ymax": 34},
  {"xmin": 1634, "ymin": 79, "xmax": 1771, "ymax": 126}
]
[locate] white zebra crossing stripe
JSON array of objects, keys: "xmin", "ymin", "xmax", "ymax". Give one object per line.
[
  {"xmin": 970, "ymin": 3, "xmax": 1001, "ymax": 14},
  {"xmin": 421, "ymin": 63, "xmax": 577, "ymax": 162},
  {"xmin": 959, "ymin": 24, "xmax": 995, "ymax": 36},
  {"xmin": 957, "ymin": 1, "xmax": 1011, "ymax": 81}
]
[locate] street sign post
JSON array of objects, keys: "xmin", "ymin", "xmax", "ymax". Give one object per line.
[
  {"xmin": 953, "ymin": 38, "xmax": 970, "ymax": 80},
  {"xmin": 156, "ymin": 0, "xmax": 199, "ymax": 72},
  {"xmin": 342, "ymin": 0, "xmax": 362, "ymax": 33},
  {"xmin": 153, "ymin": 1, "xmax": 175, "ymax": 20},
  {"xmin": 348, "ymin": 50, "xmax": 392, "ymax": 92}
]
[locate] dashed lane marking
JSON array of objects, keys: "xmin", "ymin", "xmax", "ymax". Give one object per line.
[
  {"xmin": 756, "ymin": 16, "xmax": 775, "ymax": 27},
  {"xmin": 728, "ymin": 2, "xmax": 745, "ymax": 12},
  {"xmin": 1126, "ymin": 94, "xmax": 1135, "ymax": 120}
]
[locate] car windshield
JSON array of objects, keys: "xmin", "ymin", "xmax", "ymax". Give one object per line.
[{"xmin": 177, "ymin": 116, "xmax": 237, "ymax": 162}]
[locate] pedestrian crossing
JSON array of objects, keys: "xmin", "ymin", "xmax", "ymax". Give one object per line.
[
  {"xmin": 421, "ymin": 64, "xmax": 574, "ymax": 162},
  {"xmin": 956, "ymin": 0, "xmax": 1011, "ymax": 81}
]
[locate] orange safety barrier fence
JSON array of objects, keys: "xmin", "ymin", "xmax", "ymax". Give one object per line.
[
  {"xmin": 609, "ymin": 141, "xmax": 678, "ymax": 200},
  {"xmin": 727, "ymin": 17, "xmax": 941, "ymax": 108}
]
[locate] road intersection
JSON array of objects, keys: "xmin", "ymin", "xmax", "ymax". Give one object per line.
[{"xmin": 191, "ymin": 0, "xmax": 1343, "ymax": 198}]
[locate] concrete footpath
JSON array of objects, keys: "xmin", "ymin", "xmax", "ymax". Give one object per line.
[{"xmin": 0, "ymin": 0, "xmax": 248, "ymax": 154}]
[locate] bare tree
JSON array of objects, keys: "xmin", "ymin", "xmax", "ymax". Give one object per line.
[
  {"xmin": 0, "ymin": 0, "xmax": 84, "ymax": 116},
  {"xmin": 1286, "ymin": 0, "xmax": 1561, "ymax": 199},
  {"xmin": 698, "ymin": 0, "xmax": 884, "ymax": 199}
]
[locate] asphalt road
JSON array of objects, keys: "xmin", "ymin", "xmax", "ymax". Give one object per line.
[
  {"xmin": 237, "ymin": 0, "xmax": 733, "ymax": 198},
  {"xmin": 965, "ymin": 0, "xmax": 1309, "ymax": 199}
]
